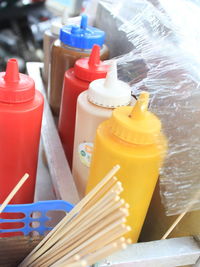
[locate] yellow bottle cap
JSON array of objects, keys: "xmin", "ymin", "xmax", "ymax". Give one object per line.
[{"xmin": 109, "ymin": 92, "xmax": 162, "ymax": 145}]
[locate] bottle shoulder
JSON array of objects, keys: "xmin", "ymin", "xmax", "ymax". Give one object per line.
[
  {"xmin": 65, "ymin": 69, "xmax": 89, "ymax": 88},
  {"xmin": 52, "ymin": 40, "xmax": 108, "ymax": 58},
  {"xmin": 0, "ymin": 90, "xmax": 44, "ymax": 112},
  {"xmin": 97, "ymin": 121, "xmax": 167, "ymax": 157},
  {"xmin": 77, "ymin": 91, "xmax": 113, "ymax": 117}
]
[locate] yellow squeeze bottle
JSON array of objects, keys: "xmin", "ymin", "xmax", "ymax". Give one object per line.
[{"xmin": 86, "ymin": 92, "xmax": 167, "ymax": 242}]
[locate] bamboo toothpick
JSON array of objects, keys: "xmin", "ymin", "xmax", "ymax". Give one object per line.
[
  {"xmin": 20, "ymin": 166, "xmax": 131, "ymax": 267},
  {"xmin": 64, "ymin": 259, "xmax": 87, "ymax": 267},
  {"xmin": 76, "ymin": 224, "xmax": 131, "ymax": 258},
  {"xmin": 0, "ymin": 173, "xmax": 29, "ymax": 214},
  {"xmin": 20, "ymin": 165, "xmax": 120, "ymax": 266},
  {"xmin": 30, "ymin": 196, "xmax": 124, "ymax": 266},
  {"xmin": 38, "ymin": 209, "xmax": 129, "ymax": 267},
  {"xmin": 80, "ymin": 238, "xmax": 127, "ymax": 267},
  {"xmin": 61, "ymin": 238, "xmax": 128, "ymax": 267},
  {"xmin": 26, "ymin": 195, "xmax": 123, "ymax": 266},
  {"xmin": 56, "ymin": 254, "xmax": 81, "ymax": 267},
  {"xmin": 161, "ymin": 189, "xmax": 200, "ymax": 240},
  {"xmin": 50, "ymin": 218, "xmax": 127, "ymax": 267},
  {"xmin": 82, "ymin": 177, "xmax": 120, "ymax": 211},
  {"xmin": 32, "ymin": 188, "xmax": 121, "ymax": 264},
  {"xmin": 57, "ymin": 237, "xmax": 130, "ymax": 267}
]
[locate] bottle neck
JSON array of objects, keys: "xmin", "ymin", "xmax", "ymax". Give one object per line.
[{"xmin": 61, "ymin": 41, "xmax": 100, "ymax": 53}]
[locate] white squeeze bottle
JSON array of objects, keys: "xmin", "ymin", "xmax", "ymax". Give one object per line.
[{"xmin": 72, "ymin": 61, "xmax": 134, "ymax": 197}]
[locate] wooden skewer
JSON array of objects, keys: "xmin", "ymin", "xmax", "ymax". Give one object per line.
[
  {"xmin": 57, "ymin": 254, "xmax": 81, "ymax": 267},
  {"xmin": 34, "ymin": 198, "xmax": 127, "ymax": 267},
  {"xmin": 29, "ymin": 194, "xmax": 122, "ymax": 266},
  {"xmin": 59, "ymin": 254, "xmax": 81, "ymax": 266},
  {"xmin": 42, "ymin": 255, "xmax": 82, "ymax": 267},
  {"xmin": 77, "ymin": 224, "xmax": 131, "ymax": 258},
  {"xmin": 29, "ymin": 188, "xmax": 122, "ymax": 266},
  {"xmin": 37, "ymin": 204, "xmax": 127, "ymax": 266},
  {"xmin": 43, "ymin": 255, "xmax": 82, "ymax": 267},
  {"xmin": 39, "ymin": 209, "xmax": 128, "ymax": 267},
  {"xmin": 59, "ymin": 238, "xmax": 129, "ymax": 267},
  {"xmin": 20, "ymin": 165, "xmax": 120, "ymax": 266},
  {"xmin": 63, "ymin": 259, "xmax": 87, "ymax": 267},
  {"xmin": 81, "ymin": 238, "xmax": 127, "ymax": 267},
  {"xmin": 59, "ymin": 238, "xmax": 127, "ymax": 267},
  {"xmin": 30, "ymin": 197, "xmax": 124, "ymax": 267},
  {"xmin": 47, "ymin": 199, "xmax": 126, "ymax": 263},
  {"xmin": 0, "ymin": 173, "xmax": 29, "ymax": 214},
  {"xmin": 52, "ymin": 196, "xmax": 122, "ymax": 249},
  {"xmin": 161, "ymin": 188, "xmax": 200, "ymax": 240},
  {"xmin": 41, "ymin": 224, "xmax": 128, "ymax": 267},
  {"xmin": 60, "ymin": 198, "xmax": 125, "ymax": 246},
  {"xmin": 82, "ymin": 177, "xmax": 120, "ymax": 212},
  {"xmin": 66, "ymin": 195, "xmax": 123, "ymax": 242},
  {"xmin": 51, "ymin": 218, "xmax": 126, "ymax": 267},
  {"xmin": 126, "ymin": 238, "xmax": 132, "ymax": 244},
  {"xmin": 21, "ymin": 166, "xmax": 130, "ymax": 267},
  {"xmin": 161, "ymin": 212, "xmax": 187, "ymax": 240}
]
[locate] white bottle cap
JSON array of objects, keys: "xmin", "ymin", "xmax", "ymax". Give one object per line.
[
  {"xmin": 87, "ymin": 61, "xmax": 132, "ymax": 108},
  {"xmin": 51, "ymin": 18, "xmax": 62, "ymax": 35},
  {"xmin": 61, "ymin": 8, "xmax": 69, "ymax": 25},
  {"xmin": 51, "ymin": 10, "xmax": 80, "ymax": 36},
  {"xmin": 51, "ymin": 8, "xmax": 69, "ymax": 35}
]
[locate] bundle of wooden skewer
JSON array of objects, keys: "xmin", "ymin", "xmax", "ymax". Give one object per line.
[{"xmin": 19, "ymin": 165, "xmax": 131, "ymax": 267}]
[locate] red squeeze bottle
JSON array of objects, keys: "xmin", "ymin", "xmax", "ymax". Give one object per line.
[
  {"xmin": 0, "ymin": 59, "xmax": 44, "ymax": 206},
  {"xmin": 58, "ymin": 44, "xmax": 109, "ymax": 168}
]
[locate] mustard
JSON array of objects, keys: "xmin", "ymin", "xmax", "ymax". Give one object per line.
[{"xmin": 86, "ymin": 92, "xmax": 167, "ymax": 242}]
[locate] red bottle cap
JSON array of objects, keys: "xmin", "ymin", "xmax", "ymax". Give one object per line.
[
  {"xmin": 74, "ymin": 44, "xmax": 109, "ymax": 82},
  {"xmin": 0, "ymin": 59, "xmax": 35, "ymax": 103}
]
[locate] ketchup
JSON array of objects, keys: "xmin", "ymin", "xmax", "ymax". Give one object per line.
[{"xmin": 0, "ymin": 59, "xmax": 44, "ymax": 205}]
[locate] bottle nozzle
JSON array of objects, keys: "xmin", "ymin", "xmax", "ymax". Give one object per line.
[
  {"xmin": 104, "ymin": 60, "xmax": 118, "ymax": 88},
  {"xmin": 4, "ymin": 58, "xmax": 20, "ymax": 83},
  {"xmin": 80, "ymin": 14, "xmax": 88, "ymax": 30},
  {"xmin": 129, "ymin": 92, "xmax": 149, "ymax": 120},
  {"xmin": 88, "ymin": 45, "xmax": 100, "ymax": 67},
  {"xmin": 71, "ymin": 25, "xmax": 79, "ymax": 34}
]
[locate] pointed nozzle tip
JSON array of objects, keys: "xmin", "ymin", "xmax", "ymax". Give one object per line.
[
  {"xmin": 104, "ymin": 60, "xmax": 118, "ymax": 88},
  {"xmin": 80, "ymin": 14, "xmax": 88, "ymax": 30},
  {"xmin": 130, "ymin": 91, "xmax": 149, "ymax": 120},
  {"xmin": 88, "ymin": 44, "xmax": 100, "ymax": 67},
  {"xmin": 4, "ymin": 58, "xmax": 20, "ymax": 83},
  {"xmin": 138, "ymin": 91, "xmax": 149, "ymax": 105}
]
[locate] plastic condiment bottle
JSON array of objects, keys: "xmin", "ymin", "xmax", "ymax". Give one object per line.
[
  {"xmin": 86, "ymin": 92, "xmax": 167, "ymax": 242},
  {"xmin": 58, "ymin": 44, "xmax": 109, "ymax": 169},
  {"xmin": 0, "ymin": 59, "xmax": 44, "ymax": 205},
  {"xmin": 48, "ymin": 14, "xmax": 109, "ymax": 115},
  {"xmin": 42, "ymin": 10, "xmax": 68, "ymax": 86},
  {"xmin": 43, "ymin": 10, "xmax": 81, "ymax": 87},
  {"xmin": 73, "ymin": 61, "xmax": 133, "ymax": 198}
]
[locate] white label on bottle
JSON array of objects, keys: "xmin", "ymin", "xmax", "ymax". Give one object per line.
[{"xmin": 78, "ymin": 142, "xmax": 93, "ymax": 167}]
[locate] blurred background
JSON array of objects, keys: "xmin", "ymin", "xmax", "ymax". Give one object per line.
[{"xmin": 0, "ymin": 0, "xmax": 88, "ymax": 72}]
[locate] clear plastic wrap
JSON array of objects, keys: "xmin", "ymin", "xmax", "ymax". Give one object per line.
[{"xmin": 97, "ymin": 0, "xmax": 200, "ymax": 215}]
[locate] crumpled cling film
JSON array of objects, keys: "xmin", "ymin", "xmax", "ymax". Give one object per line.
[{"xmin": 103, "ymin": 0, "xmax": 200, "ymax": 215}]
